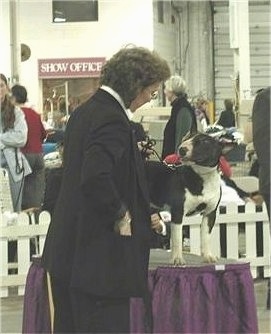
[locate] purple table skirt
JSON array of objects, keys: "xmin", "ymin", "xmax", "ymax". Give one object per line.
[
  {"xmin": 22, "ymin": 256, "xmax": 51, "ymax": 333},
  {"xmin": 22, "ymin": 256, "xmax": 258, "ymax": 333},
  {"xmin": 130, "ymin": 264, "xmax": 258, "ymax": 333}
]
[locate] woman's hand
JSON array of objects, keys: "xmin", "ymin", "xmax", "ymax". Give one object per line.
[
  {"xmin": 151, "ymin": 213, "xmax": 163, "ymax": 233},
  {"xmin": 114, "ymin": 211, "xmax": 132, "ymax": 236}
]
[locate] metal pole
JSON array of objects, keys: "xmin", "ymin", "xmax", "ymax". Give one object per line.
[
  {"xmin": 229, "ymin": 0, "xmax": 251, "ymax": 100},
  {"xmin": 9, "ymin": 0, "xmax": 20, "ymax": 83},
  {"xmin": 229, "ymin": 0, "xmax": 251, "ymax": 129}
]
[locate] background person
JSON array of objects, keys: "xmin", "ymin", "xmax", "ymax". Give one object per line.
[
  {"xmin": 252, "ymin": 87, "xmax": 270, "ymax": 218},
  {"xmin": 194, "ymin": 96, "xmax": 210, "ymax": 132},
  {"xmin": 0, "ymin": 74, "xmax": 31, "ymax": 212},
  {"xmin": 11, "ymin": 84, "xmax": 47, "ymax": 211},
  {"xmin": 216, "ymin": 98, "xmax": 236, "ymax": 128},
  {"xmin": 252, "ymin": 86, "xmax": 270, "ymax": 310},
  {"xmin": 41, "ymin": 46, "xmax": 170, "ymax": 333},
  {"xmin": 162, "ymin": 75, "xmax": 197, "ymax": 159}
]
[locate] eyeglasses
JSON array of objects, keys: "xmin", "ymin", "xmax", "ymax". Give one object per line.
[{"xmin": 150, "ymin": 91, "xmax": 158, "ymax": 100}]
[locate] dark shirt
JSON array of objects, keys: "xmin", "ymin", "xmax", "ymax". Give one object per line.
[
  {"xmin": 162, "ymin": 96, "xmax": 197, "ymax": 159},
  {"xmin": 252, "ymin": 87, "xmax": 270, "ymax": 196},
  {"xmin": 42, "ymin": 167, "xmax": 63, "ymax": 216},
  {"xmin": 217, "ymin": 109, "xmax": 235, "ymax": 128}
]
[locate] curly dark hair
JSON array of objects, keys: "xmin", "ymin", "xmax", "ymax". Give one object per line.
[
  {"xmin": 0, "ymin": 73, "xmax": 15, "ymax": 131},
  {"xmin": 100, "ymin": 46, "xmax": 170, "ymax": 108}
]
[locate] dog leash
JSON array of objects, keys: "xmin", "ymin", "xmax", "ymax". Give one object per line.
[{"xmin": 140, "ymin": 137, "xmax": 183, "ymax": 171}]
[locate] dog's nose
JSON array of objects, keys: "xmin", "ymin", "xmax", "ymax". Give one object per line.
[{"xmin": 179, "ymin": 146, "xmax": 188, "ymax": 157}]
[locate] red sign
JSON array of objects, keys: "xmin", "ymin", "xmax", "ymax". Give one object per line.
[{"xmin": 38, "ymin": 57, "xmax": 106, "ymax": 78}]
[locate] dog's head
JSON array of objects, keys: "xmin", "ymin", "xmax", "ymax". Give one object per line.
[{"xmin": 178, "ymin": 133, "xmax": 232, "ymax": 167}]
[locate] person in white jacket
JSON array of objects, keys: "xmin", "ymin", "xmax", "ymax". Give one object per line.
[{"xmin": 0, "ymin": 74, "xmax": 31, "ymax": 212}]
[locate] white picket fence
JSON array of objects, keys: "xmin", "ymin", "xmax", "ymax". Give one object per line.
[
  {"xmin": 0, "ymin": 203, "xmax": 270, "ymax": 297},
  {"xmin": 0, "ymin": 210, "xmax": 50, "ymax": 297},
  {"xmin": 182, "ymin": 202, "xmax": 271, "ymax": 279}
]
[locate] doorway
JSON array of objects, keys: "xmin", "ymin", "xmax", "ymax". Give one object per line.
[{"xmin": 42, "ymin": 77, "xmax": 100, "ymax": 129}]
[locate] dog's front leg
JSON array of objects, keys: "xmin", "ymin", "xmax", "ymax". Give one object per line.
[
  {"xmin": 201, "ymin": 215, "xmax": 217, "ymax": 263},
  {"xmin": 171, "ymin": 223, "xmax": 185, "ymax": 265}
]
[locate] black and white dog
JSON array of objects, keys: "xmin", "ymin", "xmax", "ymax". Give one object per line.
[{"xmin": 145, "ymin": 133, "xmax": 232, "ymax": 265}]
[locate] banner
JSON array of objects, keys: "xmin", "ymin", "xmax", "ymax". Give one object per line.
[{"xmin": 38, "ymin": 57, "xmax": 106, "ymax": 78}]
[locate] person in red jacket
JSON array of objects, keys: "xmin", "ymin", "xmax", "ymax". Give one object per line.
[{"xmin": 11, "ymin": 84, "xmax": 47, "ymax": 210}]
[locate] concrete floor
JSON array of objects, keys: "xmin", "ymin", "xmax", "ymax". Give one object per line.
[{"xmin": 254, "ymin": 278, "xmax": 271, "ymax": 334}]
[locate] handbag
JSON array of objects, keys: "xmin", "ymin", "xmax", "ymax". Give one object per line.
[{"xmin": 0, "ymin": 168, "xmax": 13, "ymax": 212}]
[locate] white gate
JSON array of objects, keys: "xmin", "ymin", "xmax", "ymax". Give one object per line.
[
  {"xmin": 183, "ymin": 202, "xmax": 270, "ymax": 279},
  {"xmin": 0, "ymin": 211, "xmax": 50, "ymax": 297}
]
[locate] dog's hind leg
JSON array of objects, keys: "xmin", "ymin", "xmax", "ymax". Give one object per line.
[
  {"xmin": 201, "ymin": 211, "xmax": 217, "ymax": 263},
  {"xmin": 171, "ymin": 223, "xmax": 185, "ymax": 265}
]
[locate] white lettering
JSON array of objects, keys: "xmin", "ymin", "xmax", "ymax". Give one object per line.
[
  {"xmin": 57, "ymin": 62, "xmax": 69, "ymax": 72},
  {"xmin": 69, "ymin": 62, "xmax": 104, "ymax": 72},
  {"xmin": 41, "ymin": 64, "xmax": 48, "ymax": 73},
  {"xmin": 96, "ymin": 62, "xmax": 103, "ymax": 71},
  {"xmin": 40, "ymin": 59, "xmax": 104, "ymax": 76},
  {"xmin": 41, "ymin": 62, "xmax": 69, "ymax": 73},
  {"xmin": 70, "ymin": 63, "xmax": 79, "ymax": 72},
  {"xmin": 81, "ymin": 62, "xmax": 88, "ymax": 71}
]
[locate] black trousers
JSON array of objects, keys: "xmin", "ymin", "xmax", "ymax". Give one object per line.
[{"xmin": 51, "ymin": 276, "xmax": 130, "ymax": 333}]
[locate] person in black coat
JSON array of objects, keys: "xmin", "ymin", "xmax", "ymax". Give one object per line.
[
  {"xmin": 41, "ymin": 46, "xmax": 170, "ymax": 333},
  {"xmin": 252, "ymin": 87, "xmax": 270, "ymax": 218},
  {"xmin": 252, "ymin": 87, "xmax": 270, "ymax": 310},
  {"xmin": 216, "ymin": 98, "xmax": 236, "ymax": 128},
  {"xmin": 43, "ymin": 121, "xmax": 171, "ymax": 250},
  {"xmin": 162, "ymin": 75, "xmax": 197, "ymax": 159}
]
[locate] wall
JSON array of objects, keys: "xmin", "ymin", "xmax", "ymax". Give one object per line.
[
  {"xmin": 2, "ymin": 1, "xmax": 268, "ymax": 116},
  {"xmin": 213, "ymin": 0, "xmax": 271, "ymax": 112},
  {"xmin": 153, "ymin": 1, "xmax": 177, "ymax": 74},
  {"xmin": 172, "ymin": 1, "xmax": 214, "ymax": 101},
  {"xmin": 1, "ymin": 0, "xmax": 154, "ymax": 111},
  {"xmin": 153, "ymin": 1, "xmax": 214, "ymax": 104},
  {"xmin": 184, "ymin": 1, "xmax": 214, "ymax": 100}
]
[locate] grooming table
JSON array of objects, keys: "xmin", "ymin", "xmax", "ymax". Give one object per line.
[
  {"xmin": 22, "ymin": 250, "xmax": 258, "ymax": 333},
  {"xmin": 131, "ymin": 249, "xmax": 258, "ymax": 333}
]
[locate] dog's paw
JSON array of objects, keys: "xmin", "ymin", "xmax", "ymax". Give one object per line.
[
  {"xmin": 202, "ymin": 253, "xmax": 217, "ymax": 263},
  {"xmin": 171, "ymin": 255, "xmax": 186, "ymax": 266}
]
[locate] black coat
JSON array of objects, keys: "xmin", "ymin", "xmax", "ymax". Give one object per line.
[
  {"xmin": 217, "ymin": 109, "xmax": 235, "ymax": 128},
  {"xmin": 252, "ymin": 87, "xmax": 270, "ymax": 196},
  {"xmin": 162, "ymin": 96, "xmax": 197, "ymax": 159},
  {"xmin": 42, "ymin": 89, "xmax": 151, "ymax": 298}
]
